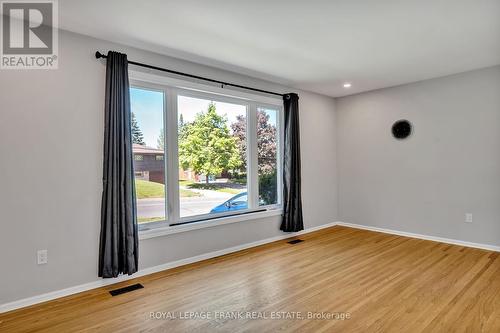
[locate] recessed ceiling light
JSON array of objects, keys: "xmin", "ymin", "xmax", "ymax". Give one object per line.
[{"xmin": 343, "ymin": 83, "xmax": 352, "ymax": 88}]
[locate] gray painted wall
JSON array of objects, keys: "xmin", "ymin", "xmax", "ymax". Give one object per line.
[
  {"xmin": 0, "ymin": 30, "xmax": 338, "ymax": 304},
  {"xmin": 336, "ymin": 66, "xmax": 500, "ymax": 247}
]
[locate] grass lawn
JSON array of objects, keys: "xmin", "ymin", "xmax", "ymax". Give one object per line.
[
  {"xmin": 135, "ymin": 179, "xmax": 200, "ymax": 199},
  {"xmin": 135, "ymin": 179, "xmax": 164, "ymax": 199}
]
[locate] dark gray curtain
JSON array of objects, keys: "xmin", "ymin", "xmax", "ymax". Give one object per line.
[
  {"xmin": 98, "ymin": 51, "xmax": 139, "ymax": 278},
  {"xmin": 280, "ymin": 93, "xmax": 304, "ymax": 232}
]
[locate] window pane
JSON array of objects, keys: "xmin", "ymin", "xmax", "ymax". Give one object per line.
[
  {"xmin": 130, "ymin": 87, "xmax": 166, "ymax": 224},
  {"xmin": 177, "ymin": 95, "xmax": 247, "ymax": 218},
  {"xmin": 257, "ymin": 107, "xmax": 278, "ymax": 206}
]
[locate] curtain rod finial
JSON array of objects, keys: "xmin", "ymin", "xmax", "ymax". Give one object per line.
[{"xmin": 95, "ymin": 51, "xmax": 104, "ymax": 59}]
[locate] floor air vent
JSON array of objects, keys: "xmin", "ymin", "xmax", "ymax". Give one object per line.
[
  {"xmin": 109, "ymin": 283, "xmax": 144, "ymax": 296},
  {"xmin": 288, "ymin": 239, "xmax": 304, "ymax": 244}
]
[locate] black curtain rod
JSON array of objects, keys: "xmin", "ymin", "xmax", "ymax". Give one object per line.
[{"xmin": 95, "ymin": 51, "xmax": 285, "ymax": 98}]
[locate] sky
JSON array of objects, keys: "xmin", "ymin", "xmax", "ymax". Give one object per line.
[
  {"xmin": 130, "ymin": 87, "xmax": 164, "ymax": 148},
  {"xmin": 130, "ymin": 87, "xmax": 277, "ymax": 148}
]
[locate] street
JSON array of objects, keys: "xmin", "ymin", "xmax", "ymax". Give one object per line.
[{"xmin": 137, "ymin": 189, "xmax": 235, "ymax": 220}]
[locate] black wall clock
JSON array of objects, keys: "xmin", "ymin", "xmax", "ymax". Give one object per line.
[{"xmin": 392, "ymin": 120, "xmax": 412, "ymax": 140}]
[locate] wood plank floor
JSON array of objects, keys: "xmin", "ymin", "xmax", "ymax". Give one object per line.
[{"xmin": 1, "ymin": 226, "xmax": 499, "ymax": 332}]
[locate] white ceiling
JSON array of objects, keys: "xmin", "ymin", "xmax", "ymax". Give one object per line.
[{"xmin": 59, "ymin": 0, "xmax": 500, "ymax": 97}]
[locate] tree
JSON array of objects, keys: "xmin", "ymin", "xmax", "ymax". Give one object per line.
[
  {"xmin": 131, "ymin": 112, "xmax": 145, "ymax": 145},
  {"xmin": 231, "ymin": 110, "xmax": 277, "ymax": 174},
  {"xmin": 157, "ymin": 128, "xmax": 164, "ymax": 150},
  {"xmin": 259, "ymin": 170, "xmax": 278, "ymax": 205},
  {"xmin": 179, "ymin": 113, "xmax": 185, "ymax": 128},
  {"xmin": 178, "ymin": 102, "xmax": 242, "ymax": 183},
  {"xmin": 158, "ymin": 115, "xmax": 185, "ymax": 149},
  {"xmin": 231, "ymin": 114, "xmax": 247, "ymax": 171}
]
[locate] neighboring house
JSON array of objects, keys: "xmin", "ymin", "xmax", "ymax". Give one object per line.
[
  {"xmin": 179, "ymin": 168, "xmax": 198, "ymax": 182},
  {"xmin": 133, "ymin": 144, "xmax": 165, "ymax": 184},
  {"xmin": 133, "ymin": 144, "xmax": 219, "ymax": 184}
]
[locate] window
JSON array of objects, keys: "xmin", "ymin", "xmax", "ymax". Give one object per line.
[
  {"xmin": 130, "ymin": 87, "xmax": 166, "ymax": 224},
  {"xmin": 257, "ymin": 107, "xmax": 279, "ymax": 206},
  {"xmin": 130, "ymin": 80, "xmax": 282, "ymax": 229},
  {"xmin": 177, "ymin": 95, "xmax": 248, "ymax": 219}
]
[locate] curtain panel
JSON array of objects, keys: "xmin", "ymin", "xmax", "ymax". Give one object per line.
[
  {"xmin": 280, "ymin": 93, "xmax": 304, "ymax": 232},
  {"xmin": 98, "ymin": 51, "xmax": 139, "ymax": 278}
]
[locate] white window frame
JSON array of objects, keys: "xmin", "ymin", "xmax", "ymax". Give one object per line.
[{"xmin": 130, "ymin": 71, "xmax": 283, "ymax": 234}]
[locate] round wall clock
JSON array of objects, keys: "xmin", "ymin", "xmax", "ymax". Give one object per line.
[{"xmin": 392, "ymin": 120, "xmax": 412, "ymax": 139}]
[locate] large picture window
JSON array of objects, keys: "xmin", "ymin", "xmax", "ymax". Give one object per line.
[{"xmin": 129, "ymin": 80, "xmax": 282, "ymax": 229}]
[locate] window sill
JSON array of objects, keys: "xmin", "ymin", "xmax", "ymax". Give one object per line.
[{"xmin": 139, "ymin": 209, "xmax": 283, "ymax": 240}]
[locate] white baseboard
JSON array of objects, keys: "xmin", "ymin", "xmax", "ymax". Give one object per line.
[
  {"xmin": 336, "ymin": 221, "xmax": 500, "ymax": 252},
  {"xmin": 0, "ymin": 221, "xmax": 337, "ymax": 314}
]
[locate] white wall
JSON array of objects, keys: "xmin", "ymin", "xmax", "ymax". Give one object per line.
[
  {"xmin": 336, "ymin": 66, "xmax": 500, "ymax": 247},
  {"xmin": 0, "ymin": 30, "xmax": 337, "ymax": 305}
]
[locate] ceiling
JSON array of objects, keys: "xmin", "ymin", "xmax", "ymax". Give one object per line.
[{"xmin": 59, "ymin": 0, "xmax": 500, "ymax": 97}]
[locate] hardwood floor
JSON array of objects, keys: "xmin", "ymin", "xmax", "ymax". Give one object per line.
[{"xmin": 1, "ymin": 226, "xmax": 499, "ymax": 332}]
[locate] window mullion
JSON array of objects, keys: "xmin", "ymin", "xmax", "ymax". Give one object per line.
[
  {"xmin": 247, "ymin": 102, "xmax": 259, "ymax": 209},
  {"xmin": 277, "ymin": 105, "xmax": 284, "ymax": 206},
  {"xmin": 166, "ymin": 88, "xmax": 180, "ymax": 224}
]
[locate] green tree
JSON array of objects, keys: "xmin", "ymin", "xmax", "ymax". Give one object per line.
[
  {"xmin": 157, "ymin": 128, "xmax": 164, "ymax": 150},
  {"xmin": 179, "ymin": 102, "xmax": 242, "ymax": 183},
  {"xmin": 179, "ymin": 113, "xmax": 185, "ymax": 128},
  {"xmin": 131, "ymin": 112, "xmax": 145, "ymax": 145},
  {"xmin": 259, "ymin": 170, "xmax": 278, "ymax": 205}
]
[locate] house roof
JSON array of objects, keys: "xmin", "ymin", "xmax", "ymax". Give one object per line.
[{"xmin": 133, "ymin": 143, "xmax": 164, "ymax": 154}]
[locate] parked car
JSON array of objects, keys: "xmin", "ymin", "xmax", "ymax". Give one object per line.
[{"xmin": 210, "ymin": 192, "xmax": 248, "ymax": 213}]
